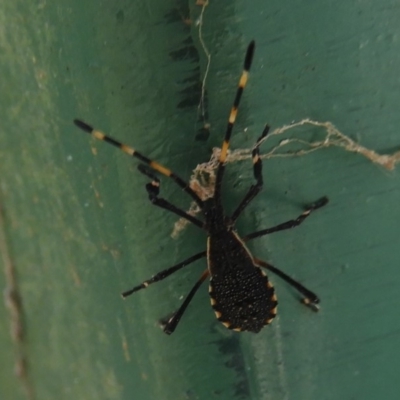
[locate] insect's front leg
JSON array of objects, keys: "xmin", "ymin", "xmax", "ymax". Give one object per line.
[
  {"xmin": 137, "ymin": 164, "xmax": 205, "ymax": 229},
  {"xmin": 230, "ymin": 125, "xmax": 270, "ymax": 223}
]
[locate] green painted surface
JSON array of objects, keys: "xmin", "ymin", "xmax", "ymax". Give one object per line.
[{"xmin": 1, "ymin": 1, "xmax": 400, "ymax": 399}]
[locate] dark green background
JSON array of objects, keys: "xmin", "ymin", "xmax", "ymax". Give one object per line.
[{"xmin": 1, "ymin": 1, "xmax": 400, "ymax": 399}]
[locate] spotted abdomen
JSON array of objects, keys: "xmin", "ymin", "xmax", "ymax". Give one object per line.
[{"xmin": 209, "ymin": 267, "xmax": 278, "ymax": 333}]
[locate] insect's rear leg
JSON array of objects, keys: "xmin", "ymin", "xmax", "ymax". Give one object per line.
[
  {"xmin": 254, "ymin": 257, "xmax": 320, "ymax": 311},
  {"xmin": 244, "ymin": 196, "xmax": 329, "ymax": 241},
  {"xmin": 121, "ymin": 251, "xmax": 206, "ymax": 297},
  {"xmin": 137, "ymin": 164, "xmax": 205, "ymax": 229},
  {"xmin": 161, "ymin": 269, "xmax": 209, "ymax": 334},
  {"xmin": 230, "ymin": 125, "xmax": 270, "ymax": 223}
]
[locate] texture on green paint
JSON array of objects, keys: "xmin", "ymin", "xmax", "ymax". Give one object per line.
[{"xmin": 1, "ymin": 1, "xmax": 400, "ymax": 400}]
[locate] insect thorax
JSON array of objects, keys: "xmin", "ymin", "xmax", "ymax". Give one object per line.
[{"xmin": 207, "ymin": 231, "xmax": 278, "ymax": 332}]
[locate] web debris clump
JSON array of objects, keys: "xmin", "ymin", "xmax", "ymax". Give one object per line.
[{"xmin": 171, "ymin": 118, "xmax": 400, "ymax": 237}]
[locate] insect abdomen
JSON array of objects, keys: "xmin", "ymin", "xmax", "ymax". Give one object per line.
[
  {"xmin": 207, "ymin": 231, "xmax": 278, "ymax": 332},
  {"xmin": 209, "ymin": 268, "xmax": 277, "ymax": 332}
]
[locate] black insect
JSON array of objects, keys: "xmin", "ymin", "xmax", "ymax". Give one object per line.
[{"xmin": 74, "ymin": 41, "xmax": 328, "ymax": 334}]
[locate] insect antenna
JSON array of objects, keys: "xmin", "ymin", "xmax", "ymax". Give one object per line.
[
  {"xmin": 214, "ymin": 41, "xmax": 255, "ymax": 202},
  {"xmin": 73, "ymin": 119, "xmax": 204, "ymax": 208}
]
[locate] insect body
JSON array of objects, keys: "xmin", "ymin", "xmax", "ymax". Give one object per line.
[
  {"xmin": 207, "ymin": 229, "xmax": 277, "ymax": 333},
  {"xmin": 74, "ymin": 41, "xmax": 328, "ymax": 334}
]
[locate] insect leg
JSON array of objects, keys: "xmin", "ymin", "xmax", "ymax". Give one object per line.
[
  {"xmin": 214, "ymin": 41, "xmax": 255, "ymax": 205},
  {"xmin": 254, "ymin": 257, "xmax": 319, "ymax": 311},
  {"xmin": 161, "ymin": 269, "xmax": 209, "ymax": 335},
  {"xmin": 243, "ymin": 196, "xmax": 329, "ymax": 241},
  {"xmin": 137, "ymin": 164, "xmax": 205, "ymax": 229},
  {"xmin": 230, "ymin": 125, "xmax": 270, "ymax": 223},
  {"xmin": 73, "ymin": 119, "xmax": 204, "ymax": 208},
  {"xmin": 121, "ymin": 251, "xmax": 206, "ymax": 297}
]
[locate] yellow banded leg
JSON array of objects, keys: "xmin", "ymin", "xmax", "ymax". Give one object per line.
[{"xmin": 73, "ymin": 119, "xmax": 204, "ymax": 208}]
